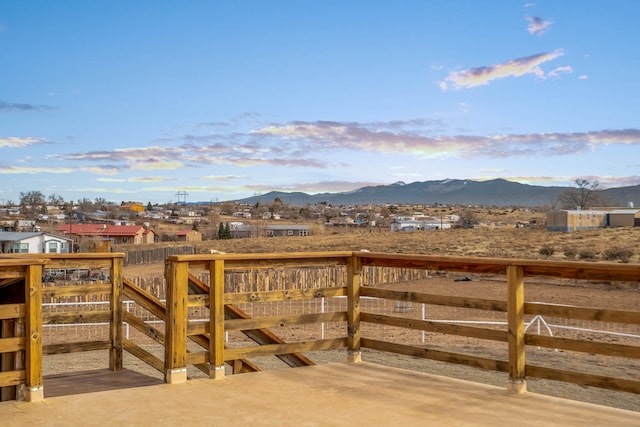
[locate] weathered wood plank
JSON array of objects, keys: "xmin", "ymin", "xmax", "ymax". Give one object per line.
[
  {"xmin": 42, "ymin": 284, "xmax": 111, "ymax": 298},
  {"xmin": 361, "ymin": 287, "xmax": 507, "ymax": 312},
  {"xmin": 43, "ymin": 311, "xmax": 111, "ymax": 325},
  {"xmin": 0, "ymin": 304, "xmax": 25, "ymax": 320},
  {"xmin": 224, "ymin": 286, "xmax": 347, "ymax": 304},
  {"xmin": 525, "ymin": 334, "xmax": 640, "ymax": 359},
  {"xmin": 223, "ymin": 312, "xmax": 347, "ymax": 332},
  {"xmin": 526, "ymin": 364, "xmax": 640, "ymax": 394},
  {"xmin": 525, "ymin": 302, "xmax": 640, "ymax": 325},
  {"xmin": 0, "ymin": 336, "xmax": 26, "ymax": 353},
  {"xmin": 224, "ymin": 337, "xmax": 347, "ymax": 360},
  {"xmin": 362, "ymin": 338, "xmax": 509, "ymax": 372},
  {"xmin": 0, "ymin": 369, "xmax": 26, "ymax": 387},
  {"xmin": 361, "ymin": 313, "xmax": 508, "ymax": 342},
  {"xmin": 44, "ymin": 340, "xmax": 111, "ymax": 355}
]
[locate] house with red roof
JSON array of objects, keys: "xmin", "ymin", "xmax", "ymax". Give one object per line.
[{"xmin": 57, "ymin": 224, "xmax": 156, "ymax": 245}]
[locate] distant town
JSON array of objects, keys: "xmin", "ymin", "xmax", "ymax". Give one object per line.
[{"xmin": 0, "ymin": 187, "xmax": 638, "ymax": 255}]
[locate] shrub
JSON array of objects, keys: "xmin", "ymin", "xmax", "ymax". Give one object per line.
[
  {"xmin": 538, "ymin": 245, "xmax": 554, "ymax": 257},
  {"xmin": 563, "ymin": 247, "xmax": 577, "ymax": 260},
  {"xmin": 578, "ymin": 249, "xmax": 597, "ymax": 260},
  {"xmin": 603, "ymin": 247, "xmax": 634, "ymax": 263}
]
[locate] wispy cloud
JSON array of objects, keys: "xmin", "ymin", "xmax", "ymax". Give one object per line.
[
  {"xmin": 526, "ymin": 16, "xmax": 553, "ymax": 35},
  {"xmin": 0, "ymin": 101, "xmax": 54, "ymax": 112},
  {"xmin": 129, "ymin": 176, "xmax": 177, "ymax": 183},
  {"xmin": 202, "ymin": 175, "xmax": 244, "ymax": 181},
  {"xmin": 438, "ymin": 50, "xmax": 564, "ymax": 90},
  {"xmin": 40, "ymin": 121, "xmax": 640, "ymax": 177},
  {"xmin": 0, "ymin": 137, "xmax": 47, "ymax": 148},
  {"xmin": 548, "ymin": 66, "xmax": 573, "ymax": 78},
  {"xmin": 0, "ymin": 165, "xmax": 118, "ymax": 175},
  {"xmin": 253, "ymin": 121, "xmax": 640, "ymax": 159}
]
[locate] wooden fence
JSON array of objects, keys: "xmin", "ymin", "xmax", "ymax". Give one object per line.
[
  {"xmin": 165, "ymin": 252, "xmax": 640, "ymax": 394},
  {"xmin": 1, "ymin": 252, "xmax": 639, "ymax": 402}
]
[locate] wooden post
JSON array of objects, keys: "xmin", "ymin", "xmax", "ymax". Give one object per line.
[
  {"xmin": 347, "ymin": 255, "xmax": 362, "ymax": 363},
  {"xmin": 165, "ymin": 260, "xmax": 188, "ymax": 384},
  {"xmin": 209, "ymin": 259, "xmax": 225, "ymax": 379},
  {"xmin": 22, "ymin": 263, "xmax": 43, "ymax": 402},
  {"xmin": 109, "ymin": 256, "xmax": 124, "ymax": 371},
  {"xmin": 507, "ymin": 265, "xmax": 526, "ymax": 393}
]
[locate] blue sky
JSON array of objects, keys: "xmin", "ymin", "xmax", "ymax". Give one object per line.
[{"xmin": 1, "ymin": 1, "xmax": 639, "ymax": 204}]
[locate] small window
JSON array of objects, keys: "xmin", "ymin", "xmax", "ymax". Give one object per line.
[
  {"xmin": 122, "ymin": 237, "xmax": 128, "ymax": 243},
  {"xmin": 48, "ymin": 242, "xmax": 58, "ymax": 253},
  {"xmin": 11, "ymin": 243, "xmax": 29, "ymax": 253}
]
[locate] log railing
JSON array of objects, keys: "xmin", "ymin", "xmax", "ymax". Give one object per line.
[{"xmin": 165, "ymin": 252, "xmax": 640, "ymax": 395}]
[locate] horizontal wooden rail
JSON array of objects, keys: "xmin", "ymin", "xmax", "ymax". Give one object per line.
[
  {"xmin": 167, "ymin": 251, "xmax": 353, "ymax": 270},
  {"xmin": 43, "ymin": 311, "xmax": 111, "ymax": 325},
  {"xmin": 361, "ymin": 313, "xmax": 508, "ymax": 342},
  {"xmin": 525, "ymin": 334, "xmax": 640, "ymax": 359},
  {"xmin": 355, "ymin": 252, "xmax": 640, "ymax": 281},
  {"xmin": 526, "ymin": 364, "xmax": 640, "ymax": 394},
  {"xmin": 362, "ymin": 338, "xmax": 510, "ymax": 372},
  {"xmin": 44, "ymin": 340, "xmax": 111, "ymax": 355},
  {"xmin": 0, "ymin": 304, "xmax": 25, "ymax": 320},
  {"xmin": 525, "ymin": 302, "xmax": 640, "ymax": 325},
  {"xmin": 43, "ymin": 284, "xmax": 111, "ymax": 298},
  {"xmin": 361, "ymin": 287, "xmax": 507, "ymax": 312},
  {"xmin": 0, "ymin": 370, "xmax": 26, "ymax": 387},
  {"xmin": 0, "ymin": 336, "xmax": 26, "ymax": 353},
  {"xmin": 224, "ymin": 287, "xmax": 347, "ymax": 305},
  {"xmin": 224, "ymin": 338, "xmax": 347, "ymax": 361}
]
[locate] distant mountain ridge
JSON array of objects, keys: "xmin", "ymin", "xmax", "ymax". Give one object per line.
[{"xmin": 234, "ymin": 179, "xmax": 640, "ymax": 207}]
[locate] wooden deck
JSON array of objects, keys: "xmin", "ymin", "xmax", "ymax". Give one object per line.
[
  {"xmin": 4, "ymin": 363, "xmax": 638, "ymax": 426},
  {"xmin": 43, "ymin": 369, "xmax": 163, "ymax": 398}
]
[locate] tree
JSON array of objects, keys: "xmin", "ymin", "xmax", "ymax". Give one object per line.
[
  {"xmin": 19, "ymin": 191, "xmax": 46, "ymax": 217},
  {"xmin": 48, "ymin": 193, "xmax": 65, "ymax": 207},
  {"xmin": 458, "ymin": 207, "xmax": 478, "ymax": 228},
  {"xmin": 558, "ymin": 179, "xmax": 602, "ymax": 210}
]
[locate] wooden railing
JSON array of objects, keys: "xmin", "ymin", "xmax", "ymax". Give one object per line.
[
  {"xmin": 1, "ymin": 251, "xmax": 639, "ymax": 402},
  {"xmin": 0, "ymin": 254, "xmax": 123, "ymax": 402},
  {"xmin": 165, "ymin": 252, "xmax": 640, "ymax": 395},
  {"xmin": 0, "ymin": 257, "xmax": 48, "ymax": 402}
]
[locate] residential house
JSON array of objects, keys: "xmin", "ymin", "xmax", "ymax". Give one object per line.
[
  {"xmin": 266, "ymin": 224, "xmax": 310, "ymax": 237},
  {"xmin": 0, "ymin": 231, "xmax": 72, "ymax": 254},
  {"xmin": 547, "ymin": 209, "xmax": 639, "ymax": 232},
  {"xmin": 391, "ymin": 216, "xmax": 452, "ymax": 232},
  {"xmin": 176, "ymin": 229, "xmax": 203, "ymax": 242},
  {"xmin": 57, "ymin": 224, "xmax": 156, "ymax": 245}
]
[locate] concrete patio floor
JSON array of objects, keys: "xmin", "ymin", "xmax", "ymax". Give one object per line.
[{"xmin": 3, "ymin": 362, "xmax": 638, "ymax": 426}]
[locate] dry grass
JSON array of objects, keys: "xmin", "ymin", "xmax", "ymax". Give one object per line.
[{"xmin": 188, "ymin": 226, "xmax": 640, "ymax": 264}]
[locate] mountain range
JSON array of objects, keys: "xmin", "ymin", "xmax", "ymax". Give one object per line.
[{"xmin": 234, "ymin": 179, "xmax": 640, "ymax": 207}]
